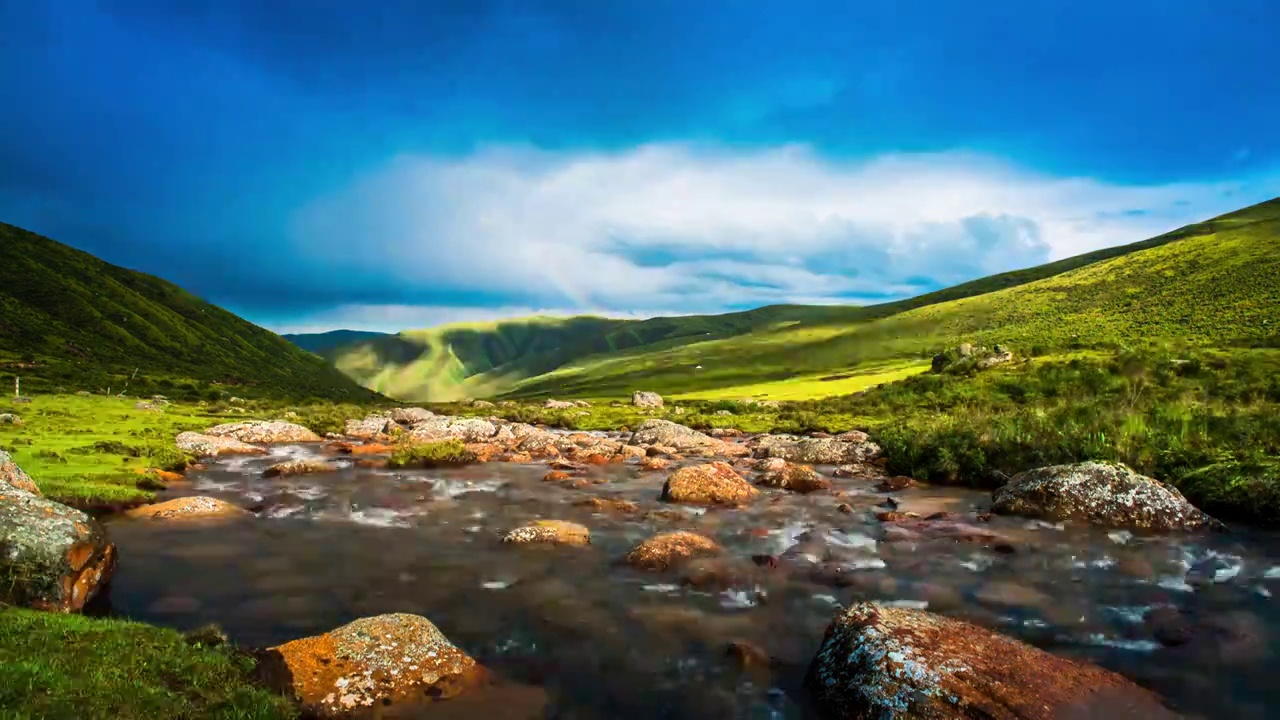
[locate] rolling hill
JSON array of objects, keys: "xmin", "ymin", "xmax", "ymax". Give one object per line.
[
  {"xmin": 282, "ymin": 329, "xmax": 389, "ymax": 356},
  {"xmin": 300, "ymin": 198, "xmax": 1280, "ymax": 401},
  {"xmin": 0, "ymin": 222, "xmax": 383, "ymax": 402}
]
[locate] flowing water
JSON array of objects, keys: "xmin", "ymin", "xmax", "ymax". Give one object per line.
[{"xmin": 101, "ymin": 440, "xmax": 1280, "ymax": 718}]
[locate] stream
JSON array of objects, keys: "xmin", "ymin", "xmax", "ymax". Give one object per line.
[{"xmin": 101, "ymin": 440, "xmax": 1280, "ymax": 719}]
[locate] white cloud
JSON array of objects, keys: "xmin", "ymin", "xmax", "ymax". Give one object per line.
[
  {"xmin": 289, "ymin": 143, "xmax": 1280, "ymax": 325},
  {"xmin": 269, "ymin": 303, "xmax": 692, "ymax": 335}
]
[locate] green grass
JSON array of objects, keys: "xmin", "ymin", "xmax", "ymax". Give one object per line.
[
  {"xmin": 0, "ymin": 221, "xmax": 384, "ymax": 403},
  {"xmin": 386, "ymin": 439, "xmax": 475, "ymax": 468},
  {"xmin": 0, "ymin": 394, "xmax": 380, "ymax": 508},
  {"xmin": 671, "ymin": 360, "xmax": 931, "ymax": 401},
  {"xmin": 0, "ymin": 608, "xmax": 295, "ymax": 720}
]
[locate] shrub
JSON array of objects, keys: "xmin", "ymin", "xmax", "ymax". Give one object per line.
[{"xmin": 387, "ymin": 439, "xmax": 475, "ymax": 469}]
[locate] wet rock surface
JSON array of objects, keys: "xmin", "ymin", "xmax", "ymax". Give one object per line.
[
  {"xmin": 660, "ymin": 462, "xmax": 760, "ymax": 505},
  {"xmin": 502, "ymin": 520, "xmax": 591, "ymax": 546},
  {"xmin": 0, "ymin": 482, "xmax": 117, "ymax": 611},
  {"xmin": 751, "ymin": 434, "xmax": 881, "ymax": 464},
  {"xmin": 755, "ymin": 459, "xmax": 831, "ymax": 493},
  {"xmin": 176, "ymin": 431, "xmax": 266, "ymax": 457},
  {"xmin": 625, "ymin": 531, "xmax": 722, "ymax": 571},
  {"xmin": 992, "ymin": 461, "xmax": 1221, "ymax": 530},
  {"xmin": 264, "ymin": 458, "xmax": 336, "ymax": 478},
  {"xmin": 205, "ymin": 420, "xmax": 322, "ymax": 444},
  {"xmin": 124, "ymin": 496, "xmax": 251, "ymax": 521}
]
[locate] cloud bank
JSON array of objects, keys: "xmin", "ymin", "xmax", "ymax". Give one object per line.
[{"xmin": 286, "ymin": 143, "xmax": 1278, "ymax": 331}]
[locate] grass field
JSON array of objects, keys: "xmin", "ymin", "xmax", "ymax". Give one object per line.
[{"xmin": 671, "ymin": 360, "xmax": 930, "ymax": 401}]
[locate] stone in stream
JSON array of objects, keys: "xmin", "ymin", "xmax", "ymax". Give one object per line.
[
  {"xmin": 1, "ymin": 449, "xmax": 40, "ymax": 494},
  {"xmin": 625, "ymin": 531, "xmax": 723, "ymax": 571},
  {"xmin": 628, "ymin": 419, "xmax": 747, "ymax": 457},
  {"xmin": 263, "ymin": 458, "xmax": 336, "ymax": 478},
  {"xmin": 502, "ymin": 520, "xmax": 591, "ymax": 546},
  {"xmin": 0, "ymin": 482, "xmax": 117, "ymax": 611},
  {"xmin": 262, "ymin": 613, "xmax": 528, "ymax": 718},
  {"xmin": 660, "ymin": 462, "xmax": 760, "ymax": 506},
  {"xmin": 175, "ymin": 431, "xmax": 266, "ymax": 457},
  {"xmin": 204, "ymin": 420, "xmax": 322, "ymax": 444},
  {"xmin": 752, "ymin": 433, "xmax": 881, "ymax": 464},
  {"xmin": 992, "ymin": 461, "xmax": 1221, "ymax": 530},
  {"xmin": 631, "ymin": 390, "xmax": 664, "ymax": 408},
  {"xmin": 124, "ymin": 496, "xmax": 252, "ymax": 521},
  {"xmin": 754, "ymin": 459, "xmax": 831, "ymax": 493},
  {"xmin": 805, "ymin": 602, "xmax": 1180, "ymax": 719},
  {"xmin": 344, "ymin": 414, "xmax": 396, "ymax": 441}
]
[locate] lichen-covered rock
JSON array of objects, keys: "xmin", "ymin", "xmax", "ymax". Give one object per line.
[
  {"xmin": 390, "ymin": 407, "xmax": 434, "ymax": 425},
  {"xmin": 502, "ymin": 520, "xmax": 590, "ymax": 546},
  {"xmin": 0, "ymin": 413, "xmax": 23, "ymax": 426},
  {"xmin": 632, "ymin": 391, "xmax": 664, "ymax": 408},
  {"xmin": 753, "ymin": 434, "xmax": 881, "ymax": 464},
  {"xmin": 992, "ymin": 461, "xmax": 1220, "ymax": 530},
  {"xmin": 205, "ymin": 420, "xmax": 321, "ymax": 444},
  {"xmin": 263, "ymin": 458, "xmax": 336, "ymax": 478},
  {"xmin": 625, "ymin": 531, "xmax": 722, "ymax": 571},
  {"xmin": 0, "ymin": 449, "xmax": 40, "ymax": 494},
  {"xmin": 124, "ymin": 496, "xmax": 251, "ymax": 521},
  {"xmin": 574, "ymin": 496, "xmax": 640, "ymax": 514},
  {"xmin": 661, "ymin": 462, "xmax": 760, "ymax": 505},
  {"xmin": 544, "ymin": 399, "xmax": 576, "ymax": 409},
  {"xmin": 345, "ymin": 414, "xmax": 396, "ymax": 441},
  {"xmin": 409, "ymin": 417, "xmax": 496, "ymax": 443},
  {"xmin": 629, "ymin": 419, "xmax": 747, "ymax": 457},
  {"xmin": 756, "ymin": 461, "xmax": 831, "ymax": 493},
  {"xmin": 0, "ymin": 484, "xmax": 117, "ymax": 611},
  {"xmin": 471, "ymin": 399, "xmax": 496, "ymax": 409},
  {"xmin": 640, "ymin": 456, "xmax": 671, "ymax": 472},
  {"xmin": 267, "ymin": 613, "xmax": 488, "ymax": 717},
  {"xmin": 806, "ymin": 602, "xmax": 1178, "ymax": 719},
  {"xmin": 175, "ymin": 431, "xmax": 266, "ymax": 457},
  {"xmin": 134, "ymin": 401, "xmax": 162, "ymax": 412}
]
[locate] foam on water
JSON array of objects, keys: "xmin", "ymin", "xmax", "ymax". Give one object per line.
[
  {"xmin": 719, "ymin": 587, "xmax": 764, "ymax": 610},
  {"xmin": 1105, "ymin": 605, "xmax": 1155, "ymax": 624},
  {"xmin": 429, "ymin": 477, "xmax": 506, "ymax": 498},
  {"xmin": 1076, "ymin": 634, "xmax": 1161, "ymax": 652},
  {"xmin": 823, "ymin": 529, "xmax": 877, "ymax": 552}
]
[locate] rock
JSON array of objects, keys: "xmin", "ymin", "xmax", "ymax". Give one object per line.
[
  {"xmin": 471, "ymin": 400, "xmax": 496, "ymax": 409},
  {"xmin": 629, "ymin": 419, "xmax": 746, "ymax": 456},
  {"xmin": 881, "ymin": 517, "xmax": 1009, "ymax": 544},
  {"xmin": 205, "ymin": 420, "xmax": 321, "ymax": 444},
  {"xmin": 632, "ymin": 391, "xmax": 664, "ymax": 408},
  {"xmin": 544, "ymin": 400, "xmax": 576, "ymax": 409},
  {"xmin": 574, "ymin": 496, "xmax": 640, "ymax": 514},
  {"xmin": 573, "ymin": 400, "xmax": 591, "ymax": 408},
  {"xmin": 832, "ymin": 463, "xmax": 884, "ymax": 479},
  {"xmin": 390, "ymin": 407, "xmax": 434, "ymax": 425},
  {"xmin": 0, "ymin": 483, "xmax": 117, "ymax": 611},
  {"xmin": 124, "ymin": 496, "xmax": 251, "ymax": 521},
  {"xmin": 756, "ymin": 461, "xmax": 831, "ymax": 493},
  {"xmin": 1145, "ymin": 605, "xmax": 1192, "ymax": 647},
  {"xmin": 625, "ymin": 531, "xmax": 722, "ymax": 571},
  {"xmin": 992, "ymin": 461, "xmax": 1220, "ymax": 530},
  {"xmin": 753, "ymin": 434, "xmax": 881, "ymax": 464},
  {"xmin": 543, "ymin": 470, "xmax": 573, "ymax": 482},
  {"xmin": 805, "ymin": 602, "xmax": 1179, "ymax": 720},
  {"xmin": 263, "ymin": 459, "xmax": 335, "ymax": 478},
  {"xmin": 0, "ymin": 413, "xmax": 22, "ymax": 426},
  {"xmin": 345, "ymin": 414, "xmax": 395, "ymax": 440},
  {"xmin": 410, "ymin": 417, "xmax": 496, "ymax": 443},
  {"xmin": 726, "ymin": 641, "xmax": 774, "ymax": 672},
  {"xmin": 0, "ymin": 450, "xmax": 40, "ymax": 494},
  {"xmin": 133, "ymin": 401, "xmax": 162, "ymax": 412},
  {"xmin": 265, "ymin": 613, "xmax": 489, "ymax": 717},
  {"xmin": 977, "ymin": 344, "xmax": 1015, "ymax": 369},
  {"xmin": 877, "ymin": 475, "xmax": 916, "ymax": 492},
  {"xmin": 13, "ymin": 396, "xmax": 31, "ymax": 404},
  {"xmin": 640, "ymin": 457, "xmax": 671, "ymax": 472},
  {"xmin": 175, "ymin": 431, "xmax": 266, "ymax": 457},
  {"xmin": 715, "ymin": 409, "xmax": 733, "ymax": 416},
  {"xmin": 75, "ymin": 391, "xmax": 90, "ymax": 396},
  {"xmin": 661, "ymin": 462, "xmax": 760, "ymax": 506},
  {"xmin": 502, "ymin": 520, "xmax": 590, "ymax": 546}
]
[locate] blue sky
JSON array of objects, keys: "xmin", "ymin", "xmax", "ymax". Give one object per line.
[{"xmin": 2, "ymin": 0, "xmax": 1278, "ymax": 332}]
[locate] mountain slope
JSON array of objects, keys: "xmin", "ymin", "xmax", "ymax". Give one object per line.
[
  {"xmin": 0, "ymin": 222, "xmax": 382, "ymax": 401},
  {"xmin": 283, "ymin": 329, "xmax": 389, "ymax": 356}
]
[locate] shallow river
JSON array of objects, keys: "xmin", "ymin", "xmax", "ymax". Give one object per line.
[{"xmin": 101, "ymin": 439, "xmax": 1280, "ymax": 718}]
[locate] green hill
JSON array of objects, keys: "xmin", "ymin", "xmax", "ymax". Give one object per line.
[
  {"xmin": 0, "ymin": 222, "xmax": 383, "ymax": 402},
  {"xmin": 312, "ymin": 198, "xmax": 1280, "ymax": 401},
  {"xmin": 283, "ymin": 329, "xmax": 389, "ymax": 356}
]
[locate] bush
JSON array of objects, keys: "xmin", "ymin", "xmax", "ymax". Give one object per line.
[{"xmin": 387, "ymin": 439, "xmax": 475, "ymax": 469}]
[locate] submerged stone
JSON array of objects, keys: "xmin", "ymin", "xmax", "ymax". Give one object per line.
[
  {"xmin": 175, "ymin": 431, "xmax": 266, "ymax": 457},
  {"xmin": 263, "ymin": 458, "xmax": 336, "ymax": 478},
  {"xmin": 660, "ymin": 462, "xmax": 759, "ymax": 506},
  {"xmin": 756, "ymin": 460, "xmax": 831, "ymax": 493},
  {"xmin": 502, "ymin": 520, "xmax": 591, "ymax": 546},
  {"xmin": 625, "ymin": 531, "xmax": 722, "ymax": 571},
  {"xmin": 0, "ymin": 483, "xmax": 117, "ymax": 611},
  {"xmin": 124, "ymin": 496, "xmax": 251, "ymax": 521}
]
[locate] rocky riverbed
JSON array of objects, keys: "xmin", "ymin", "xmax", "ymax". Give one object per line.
[{"xmin": 6, "ymin": 413, "xmax": 1280, "ymax": 718}]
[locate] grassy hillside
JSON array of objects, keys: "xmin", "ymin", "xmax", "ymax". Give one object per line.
[
  {"xmin": 282, "ymin": 329, "xmax": 388, "ymax": 356},
  {"xmin": 317, "ymin": 198, "xmax": 1279, "ymax": 401},
  {"xmin": 0, "ymin": 222, "xmax": 382, "ymax": 402}
]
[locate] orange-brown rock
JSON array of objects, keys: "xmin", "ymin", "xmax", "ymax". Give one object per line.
[
  {"xmin": 805, "ymin": 602, "xmax": 1178, "ymax": 719},
  {"xmin": 624, "ymin": 531, "xmax": 722, "ymax": 571},
  {"xmin": 175, "ymin": 431, "xmax": 266, "ymax": 458},
  {"xmin": 503, "ymin": 451, "xmax": 533, "ymax": 463},
  {"xmin": 125, "ymin": 496, "xmax": 251, "ymax": 521},
  {"xmin": 574, "ymin": 496, "xmax": 640, "ymax": 514},
  {"xmin": 726, "ymin": 640, "xmax": 774, "ymax": 672},
  {"xmin": 1, "ymin": 450, "xmax": 40, "ymax": 494},
  {"xmin": 135, "ymin": 468, "xmax": 184, "ymax": 484},
  {"xmin": 640, "ymin": 457, "xmax": 671, "ymax": 472},
  {"xmin": 266, "ymin": 613, "xmax": 490, "ymax": 718},
  {"xmin": 354, "ymin": 458, "xmax": 388, "ymax": 470},
  {"xmin": 0, "ymin": 482, "xmax": 117, "ymax": 611},
  {"xmin": 543, "ymin": 470, "xmax": 573, "ymax": 482},
  {"xmin": 756, "ymin": 461, "xmax": 831, "ymax": 493},
  {"xmin": 263, "ymin": 459, "xmax": 335, "ymax": 478},
  {"xmin": 502, "ymin": 520, "xmax": 591, "ymax": 546},
  {"xmin": 878, "ymin": 475, "xmax": 917, "ymax": 492},
  {"xmin": 660, "ymin": 462, "xmax": 759, "ymax": 506},
  {"xmin": 582, "ymin": 453, "xmax": 610, "ymax": 465},
  {"xmin": 464, "ymin": 442, "xmax": 505, "ymax": 463}
]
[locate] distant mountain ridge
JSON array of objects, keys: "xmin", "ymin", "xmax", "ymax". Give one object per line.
[
  {"xmin": 293, "ymin": 198, "xmax": 1280, "ymax": 401},
  {"xmin": 0, "ymin": 222, "xmax": 382, "ymax": 401},
  {"xmin": 283, "ymin": 329, "xmax": 389, "ymax": 357}
]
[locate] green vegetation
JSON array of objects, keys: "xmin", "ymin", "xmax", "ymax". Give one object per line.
[
  {"xmin": 387, "ymin": 439, "xmax": 475, "ymax": 468},
  {"xmin": 306, "ymin": 198, "xmax": 1280, "ymax": 402},
  {"xmin": 0, "ymin": 608, "xmax": 294, "ymax": 720},
  {"xmin": 0, "ymin": 222, "xmax": 383, "ymax": 403}
]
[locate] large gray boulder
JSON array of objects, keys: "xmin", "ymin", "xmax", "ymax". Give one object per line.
[
  {"xmin": 992, "ymin": 461, "xmax": 1221, "ymax": 530},
  {"xmin": 390, "ymin": 407, "xmax": 434, "ymax": 425},
  {"xmin": 752, "ymin": 434, "xmax": 880, "ymax": 464},
  {"xmin": 629, "ymin": 419, "xmax": 723, "ymax": 454},
  {"xmin": 205, "ymin": 420, "xmax": 321, "ymax": 444},
  {"xmin": 806, "ymin": 602, "xmax": 1178, "ymax": 719},
  {"xmin": 175, "ymin": 432, "xmax": 266, "ymax": 457},
  {"xmin": 345, "ymin": 414, "xmax": 396, "ymax": 440},
  {"xmin": 631, "ymin": 391, "xmax": 664, "ymax": 408},
  {"xmin": 0, "ymin": 483, "xmax": 117, "ymax": 611}
]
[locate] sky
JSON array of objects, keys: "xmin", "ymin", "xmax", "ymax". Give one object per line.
[{"xmin": 2, "ymin": 0, "xmax": 1279, "ymax": 334}]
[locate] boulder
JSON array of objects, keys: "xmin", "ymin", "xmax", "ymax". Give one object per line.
[
  {"xmin": 661, "ymin": 462, "xmax": 760, "ymax": 505},
  {"xmin": 133, "ymin": 401, "xmax": 162, "ymax": 412},
  {"xmin": 992, "ymin": 461, "xmax": 1220, "ymax": 530},
  {"xmin": 624, "ymin": 531, "xmax": 722, "ymax": 571},
  {"xmin": 502, "ymin": 520, "xmax": 591, "ymax": 546},
  {"xmin": 265, "ymin": 613, "xmax": 489, "ymax": 717},
  {"xmin": 471, "ymin": 400, "xmax": 496, "ymax": 409},
  {"xmin": 632, "ymin": 391, "xmax": 664, "ymax": 408},
  {"xmin": 544, "ymin": 400, "xmax": 576, "ymax": 409},
  {"xmin": 409, "ymin": 417, "xmax": 496, "ymax": 443},
  {"xmin": 390, "ymin": 407, "xmax": 434, "ymax": 425},
  {"xmin": 806, "ymin": 602, "xmax": 1179, "ymax": 719},
  {"xmin": 205, "ymin": 420, "xmax": 321, "ymax": 444},
  {"xmin": 0, "ymin": 413, "xmax": 23, "ymax": 426},
  {"xmin": 756, "ymin": 461, "xmax": 831, "ymax": 493},
  {"xmin": 175, "ymin": 431, "xmax": 266, "ymax": 457},
  {"xmin": 345, "ymin": 414, "xmax": 396, "ymax": 441},
  {"xmin": 263, "ymin": 459, "xmax": 336, "ymax": 478},
  {"xmin": 0, "ymin": 483, "xmax": 117, "ymax": 611},
  {"xmin": 124, "ymin": 496, "xmax": 251, "ymax": 521},
  {"xmin": 574, "ymin": 496, "xmax": 640, "ymax": 514},
  {"xmin": 629, "ymin": 419, "xmax": 746, "ymax": 456},
  {"xmin": 753, "ymin": 434, "xmax": 881, "ymax": 464},
  {"xmin": 0, "ymin": 449, "xmax": 40, "ymax": 494}
]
